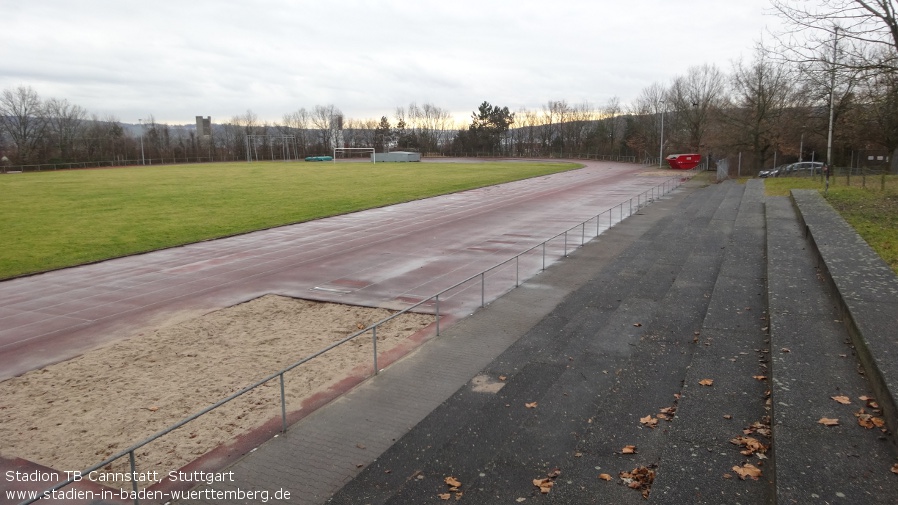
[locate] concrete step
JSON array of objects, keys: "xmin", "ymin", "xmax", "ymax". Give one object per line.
[
  {"xmin": 650, "ymin": 179, "xmax": 773, "ymax": 504},
  {"xmin": 791, "ymin": 189, "xmax": 898, "ymax": 445},
  {"xmin": 766, "ymin": 195, "xmax": 898, "ymax": 503},
  {"xmin": 325, "ymin": 179, "xmax": 741, "ymax": 504}
]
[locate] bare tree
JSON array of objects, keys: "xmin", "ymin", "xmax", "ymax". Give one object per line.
[
  {"xmin": 44, "ymin": 97, "xmax": 87, "ymax": 162},
  {"xmin": 602, "ymin": 98, "xmax": 624, "ymax": 155},
  {"xmin": 83, "ymin": 114, "xmax": 125, "ymax": 162},
  {"xmin": 404, "ymin": 102, "xmax": 452, "ymax": 154},
  {"xmin": 347, "ymin": 117, "xmax": 378, "ymax": 150},
  {"xmin": 667, "ymin": 64, "xmax": 727, "ymax": 152},
  {"xmin": 0, "ymin": 86, "xmax": 48, "ymax": 163},
  {"xmin": 541, "ymin": 100, "xmax": 570, "ymax": 154},
  {"xmin": 311, "ymin": 104, "xmax": 342, "ymax": 151},
  {"xmin": 281, "ymin": 108, "xmax": 312, "ymax": 155},
  {"xmin": 625, "ymin": 82, "xmax": 667, "ymax": 161},
  {"xmin": 770, "ymin": 0, "xmax": 898, "ymax": 72},
  {"xmin": 855, "ymin": 68, "xmax": 898, "ymax": 170},
  {"xmin": 721, "ymin": 48, "xmax": 803, "ymax": 172}
]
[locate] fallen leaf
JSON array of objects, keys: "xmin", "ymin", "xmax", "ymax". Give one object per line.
[
  {"xmin": 732, "ymin": 463, "xmax": 762, "ymax": 480},
  {"xmin": 633, "ymin": 322, "xmax": 642, "ymax": 327},
  {"xmin": 499, "ymin": 375, "xmax": 507, "ymax": 381},
  {"xmin": 640, "ymin": 415, "xmax": 659, "ymax": 428},
  {"xmin": 859, "ymin": 395, "xmax": 874, "ymax": 402},
  {"xmin": 781, "ymin": 348, "xmax": 791, "ymax": 353},
  {"xmin": 857, "ymin": 414, "xmax": 885, "ymax": 429},
  {"xmin": 357, "ymin": 323, "xmax": 365, "ymax": 329},
  {"xmin": 598, "ymin": 473, "xmax": 612, "ymax": 481},
  {"xmin": 619, "ymin": 465, "xmax": 656, "ymax": 498},
  {"xmin": 891, "ymin": 463, "xmax": 898, "ymax": 475},
  {"xmin": 455, "ymin": 492, "xmax": 463, "ymax": 500},
  {"xmin": 699, "ymin": 379, "xmax": 714, "ymax": 386},
  {"xmin": 621, "ymin": 445, "xmax": 637, "ymax": 454},
  {"xmin": 438, "ymin": 493, "xmax": 451, "ymax": 500},
  {"xmin": 532, "ymin": 469, "xmax": 561, "ymax": 494},
  {"xmin": 831, "ymin": 395, "xmax": 851, "ymax": 405},
  {"xmin": 730, "ymin": 436, "xmax": 767, "ymax": 456},
  {"xmin": 533, "ymin": 478, "xmax": 554, "ymax": 494},
  {"xmin": 525, "ymin": 402, "xmax": 538, "ymax": 409},
  {"xmin": 444, "ymin": 476, "xmax": 461, "ymax": 489},
  {"xmin": 723, "ymin": 414, "xmax": 733, "ymax": 420},
  {"xmin": 145, "ymin": 406, "xmax": 159, "ymax": 412},
  {"xmin": 723, "ymin": 473, "xmax": 732, "ymax": 479},
  {"xmin": 818, "ymin": 417, "xmax": 839, "ymax": 426},
  {"xmin": 752, "ymin": 375, "xmax": 767, "ymax": 381}
]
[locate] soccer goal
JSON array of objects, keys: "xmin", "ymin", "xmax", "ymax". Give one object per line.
[{"xmin": 333, "ymin": 147, "xmax": 375, "ymax": 163}]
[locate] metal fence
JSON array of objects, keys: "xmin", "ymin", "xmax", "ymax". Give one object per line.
[
  {"xmin": 0, "ymin": 156, "xmax": 238, "ymax": 173},
  {"xmin": 20, "ymin": 164, "xmax": 699, "ymax": 505}
]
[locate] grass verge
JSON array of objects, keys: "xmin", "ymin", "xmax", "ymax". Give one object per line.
[
  {"xmin": 0, "ymin": 160, "xmax": 581, "ymax": 280},
  {"xmin": 764, "ymin": 174, "xmax": 898, "ymax": 274}
]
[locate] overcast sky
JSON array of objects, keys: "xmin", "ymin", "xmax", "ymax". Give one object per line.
[{"xmin": 2, "ymin": 0, "xmax": 784, "ymax": 125}]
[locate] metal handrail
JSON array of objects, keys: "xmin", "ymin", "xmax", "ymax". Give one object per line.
[{"xmin": 20, "ymin": 166, "xmax": 698, "ymax": 505}]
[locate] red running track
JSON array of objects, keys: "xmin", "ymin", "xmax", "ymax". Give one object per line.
[{"xmin": 0, "ymin": 160, "xmax": 682, "ymax": 380}]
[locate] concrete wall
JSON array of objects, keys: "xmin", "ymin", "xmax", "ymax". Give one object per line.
[{"xmin": 372, "ymin": 151, "xmax": 421, "ymax": 162}]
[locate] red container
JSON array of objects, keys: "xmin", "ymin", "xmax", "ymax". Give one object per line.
[{"xmin": 666, "ymin": 153, "xmax": 702, "ymax": 170}]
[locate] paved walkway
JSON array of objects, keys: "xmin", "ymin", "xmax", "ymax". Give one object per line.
[{"xmin": 0, "ymin": 160, "xmax": 674, "ymax": 380}]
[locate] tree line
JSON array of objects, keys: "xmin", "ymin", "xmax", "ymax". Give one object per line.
[{"xmin": 2, "ymin": 0, "xmax": 896, "ymax": 174}]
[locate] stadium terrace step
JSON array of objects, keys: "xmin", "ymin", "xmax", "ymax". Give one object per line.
[
  {"xmin": 326, "ymin": 179, "xmax": 743, "ymax": 504},
  {"xmin": 649, "ymin": 179, "xmax": 773, "ymax": 504},
  {"xmin": 766, "ymin": 195, "xmax": 898, "ymax": 503},
  {"xmin": 791, "ymin": 189, "xmax": 898, "ymax": 445}
]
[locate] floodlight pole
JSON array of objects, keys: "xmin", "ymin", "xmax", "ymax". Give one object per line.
[
  {"xmin": 138, "ymin": 119, "xmax": 145, "ymax": 166},
  {"xmin": 826, "ymin": 26, "xmax": 839, "ymax": 169}
]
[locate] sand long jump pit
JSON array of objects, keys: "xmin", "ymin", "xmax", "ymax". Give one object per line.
[{"xmin": 0, "ymin": 295, "xmax": 434, "ymax": 490}]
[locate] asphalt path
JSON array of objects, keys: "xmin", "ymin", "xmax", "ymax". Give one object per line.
[{"xmin": 0, "ymin": 160, "xmax": 682, "ymax": 380}]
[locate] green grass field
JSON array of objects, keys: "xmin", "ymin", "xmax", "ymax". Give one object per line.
[
  {"xmin": 0, "ymin": 160, "xmax": 581, "ymax": 280},
  {"xmin": 764, "ymin": 174, "xmax": 898, "ymax": 274}
]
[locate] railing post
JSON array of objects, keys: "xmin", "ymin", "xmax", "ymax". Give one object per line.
[
  {"xmin": 129, "ymin": 451, "xmax": 139, "ymax": 505},
  {"xmin": 279, "ymin": 373, "xmax": 287, "ymax": 432},
  {"xmin": 581, "ymin": 222, "xmax": 585, "ymax": 246},
  {"xmin": 564, "ymin": 231, "xmax": 568, "ymax": 257},
  {"xmin": 596, "ymin": 214, "xmax": 600, "ymax": 237},
  {"xmin": 481, "ymin": 273, "xmax": 485, "ymax": 307},
  {"xmin": 372, "ymin": 326, "xmax": 378, "ymax": 375},
  {"xmin": 435, "ymin": 295, "xmax": 441, "ymax": 335},
  {"xmin": 515, "ymin": 256, "xmax": 520, "ymax": 287}
]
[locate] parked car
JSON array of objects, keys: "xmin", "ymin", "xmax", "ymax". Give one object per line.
[
  {"xmin": 759, "ymin": 164, "xmax": 790, "ymax": 178},
  {"xmin": 778, "ymin": 161, "xmax": 823, "ymax": 177}
]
